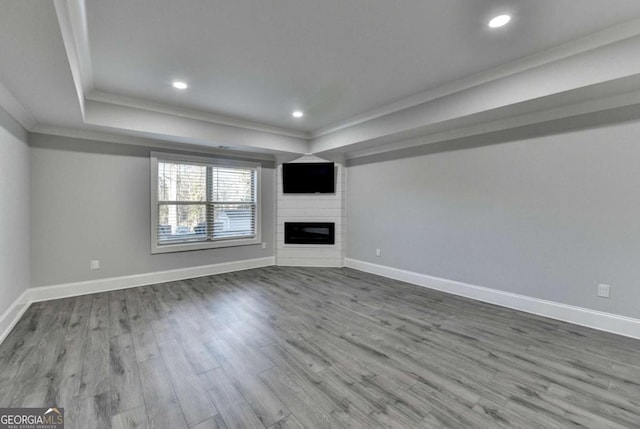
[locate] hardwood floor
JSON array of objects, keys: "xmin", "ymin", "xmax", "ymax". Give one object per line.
[{"xmin": 1, "ymin": 266, "xmax": 639, "ymax": 428}]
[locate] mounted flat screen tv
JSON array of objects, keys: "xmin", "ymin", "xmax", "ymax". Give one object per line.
[{"xmin": 282, "ymin": 162, "xmax": 335, "ymax": 193}]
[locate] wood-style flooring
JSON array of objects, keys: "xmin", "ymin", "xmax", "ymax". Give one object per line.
[{"xmin": 0, "ymin": 266, "xmax": 639, "ymax": 428}]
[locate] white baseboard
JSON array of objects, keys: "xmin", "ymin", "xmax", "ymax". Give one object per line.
[
  {"xmin": 0, "ymin": 257, "xmax": 275, "ymax": 344},
  {"xmin": 0, "ymin": 290, "xmax": 32, "ymax": 345},
  {"xmin": 4, "ymin": 257, "xmax": 638, "ymax": 344},
  {"xmin": 345, "ymin": 258, "xmax": 640, "ymax": 340}
]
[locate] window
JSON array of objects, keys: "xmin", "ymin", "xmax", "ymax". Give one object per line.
[{"xmin": 150, "ymin": 152, "xmax": 260, "ymax": 253}]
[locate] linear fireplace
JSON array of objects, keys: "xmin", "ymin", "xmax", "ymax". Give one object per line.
[{"xmin": 284, "ymin": 222, "xmax": 335, "ymax": 245}]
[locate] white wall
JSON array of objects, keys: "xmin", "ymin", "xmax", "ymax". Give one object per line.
[
  {"xmin": 0, "ymin": 107, "xmax": 30, "ymax": 321},
  {"xmin": 30, "ymin": 134, "xmax": 275, "ymax": 287},
  {"xmin": 347, "ymin": 120, "xmax": 640, "ymax": 319}
]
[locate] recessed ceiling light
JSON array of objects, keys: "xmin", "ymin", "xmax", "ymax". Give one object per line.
[
  {"xmin": 292, "ymin": 110, "xmax": 304, "ymax": 118},
  {"xmin": 488, "ymin": 14, "xmax": 511, "ymax": 28},
  {"xmin": 172, "ymin": 81, "xmax": 188, "ymax": 90}
]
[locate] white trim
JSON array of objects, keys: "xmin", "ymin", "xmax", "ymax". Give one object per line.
[
  {"xmin": 0, "ymin": 82, "xmax": 37, "ymax": 130},
  {"xmin": 150, "ymin": 152, "xmax": 262, "ymax": 254},
  {"xmin": 0, "ymin": 257, "xmax": 274, "ymax": 345},
  {"xmin": 312, "ymin": 19, "xmax": 640, "ymax": 138},
  {"xmin": 31, "ymin": 257, "xmax": 275, "ymax": 303},
  {"xmin": 53, "ymin": 0, "xmax": 91, "ymax": 115},
  {"xmin": 30, "ymin": 125, "xmax": 277, "ymax": 162},
  {"xmin": 87, "ymin": 91, "xmax": 309, "ymax": 140},
  {"xmin": 345, "ymin": 258, "xmax": 640, "ymax": 340},
  {"xmin": 0, "ymin": 290, "xmax": 32, "ymax": 345}
]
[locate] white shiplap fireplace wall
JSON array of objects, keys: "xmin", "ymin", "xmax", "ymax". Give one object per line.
[{"xmin": 276, "ymin": 155, "xmax": 345, "ymax": 267}]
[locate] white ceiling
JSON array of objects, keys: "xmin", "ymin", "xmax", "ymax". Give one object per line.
[
  {"xmin": 86, "ymin": 0, "xmax": 640, "ymax": 132},
  {"xmin": 0, "ymin": 1, "xmax": 82, "ymax": 129},
  {"xmin": 2, "ymin": 0, "xmax": 640, "ymax": 156}
]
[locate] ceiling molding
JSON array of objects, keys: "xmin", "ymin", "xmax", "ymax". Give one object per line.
[
  {"xmin": 29, "ymin": 4, "xmax": 640, "ymax": 158},
  {"xmin": 53, "ymin": 0, "xmax": 93, "ymax": 116},
  {"xmin": 0, "ymin": 82, "xmax": 37, "ymax": 130},
  {"xmin": 30, "ymin": 124, "xmax": 276, "ymax": 161},
  {"xmin": 310, "ymin": 33, "xmax": 640, "ymax": 155},
  {"xmin": 339, "ymin": 79, "xmax": 640, "ymax": 160},
  {"xmin": 87, "ymin": 91, "xmax": 310, "ymax": 140},
  {"xmin": 52, "ymin": 0, "xmax": 309, "ymax": 146},
  {"xmin": 82, "ymin": 99, "xmax": 309, "ymax": 155},
  {"xmin": 311, "ymin": 18, "xmax": 640, "ymax": 139},
  {"xmin": 65, "ymin": 0, "xmax": 94, "ymax": 94}
]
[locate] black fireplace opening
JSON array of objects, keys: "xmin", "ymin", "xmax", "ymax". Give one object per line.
[{"xmin": 284, "ymin": 222, "xmax": 335, "ymax": 245}]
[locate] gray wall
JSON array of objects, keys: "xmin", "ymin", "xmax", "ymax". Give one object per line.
[
  {"xmin": 0, "ymin": 107, "xmax": 30, "ymax": 316},
  {"xmin": 347, "ymin": 120, "xmax": 640, "ymax": 319},
  {"xmin": 30, "ymin": 134, "xmax": 275, "ymax": 287}
]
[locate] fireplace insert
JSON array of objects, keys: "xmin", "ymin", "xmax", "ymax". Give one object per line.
[{"xmin": 284, "ymin": 222, "xmax": 335, "ymax": 245}]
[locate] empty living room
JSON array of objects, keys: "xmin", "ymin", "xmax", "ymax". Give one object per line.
[{"xmin": 2, "ymin": 1, "xmax": 640, "ymax": 428}]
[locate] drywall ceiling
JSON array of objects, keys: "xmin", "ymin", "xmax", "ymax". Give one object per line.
[
  {"xmin": 0, "ymin": 1, "xmax": 82, "ymax": 129},
  {"xmin": 85, "ymin": 0, "xmax": 640, "ymax": 132},
  {"xmin": 2, "ymin": 0, "xmax": 640, "ymax": 157}
]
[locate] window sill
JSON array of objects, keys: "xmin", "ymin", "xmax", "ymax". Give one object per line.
[{"xmin": 151, "ymin": 236, "xmax": 261, "ymax": 254}]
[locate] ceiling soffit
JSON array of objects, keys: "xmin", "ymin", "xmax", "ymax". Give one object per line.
[{"xmin": 10, "ymin": 2, "xmax": 640, "ymax": 157}]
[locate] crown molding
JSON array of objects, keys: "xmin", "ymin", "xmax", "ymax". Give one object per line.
[
  {"xmin": 0, "ymin": 82, "xmax": 37, "ymax": 130},
  {"xmin": 343, "ymin": 83, "xmax": 640, "ymax": 162},
  {"xmin": 30, "ymin": 124, "xmax": 278, "ymax": 161},
  {"xmin": 311, "ymin": 18, "xmax": 640, "ymax": 139},
  {"xmin": 53, "ymin": 0, "xmax": 309, "ymax": 143},
  {"xmin": 87, "ymin": 90, "xmax": 310, "ymax": 140},
  {"xmin": 82, "ymin": 98, "xmax": 309, "ymax": 154},
  {"xmin": 311, "ymin": 30, "xmax": 640, "ymax": 156},
  {"xmin": 53, "ymin": 0, "xmax": 93, "ymax": 115},
  {"xmin": 43, "ymin": 5, "xmax": 640, "ymax": 157}
]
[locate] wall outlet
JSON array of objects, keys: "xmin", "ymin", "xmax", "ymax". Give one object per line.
[
  {"xmin": 90, "ymin": 259, "xmax": 100, "ymax": 270},
  {"xmin": 261, "ymin": 242, "xmax": 267, "ymax": 249},
  {"xmin": 597, "ymin": 283, "xmax": 611, "ymax": 298},
  {"xmin": 375, "ymin": 248, "xmax": 381, "ymax": 257}
]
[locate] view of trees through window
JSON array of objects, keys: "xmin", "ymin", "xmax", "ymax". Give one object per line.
[{"xmin": 157, "ymin": 161, "xmax": 256, "ymax": 243}]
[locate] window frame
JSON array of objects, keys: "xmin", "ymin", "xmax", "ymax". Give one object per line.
[{"xmin": 150, "ymin": 151, "xmax": 261, "ymax": 254}]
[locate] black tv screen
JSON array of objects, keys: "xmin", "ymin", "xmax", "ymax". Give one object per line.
[{"xmin": 282, "ymin": 162, "xmax": 335, "ymax": 193}]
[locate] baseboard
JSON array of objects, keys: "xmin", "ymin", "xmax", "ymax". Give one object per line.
[
  {"xmin": 0, "ymin": 290, "xmax": 32, "ymax": 345},
  {"xmin": 5, "ymin": 257, "xmax": 637, "ymax": 344},
  {"xmin": 345, "ymin": 258, "xmax": 640, "ymax": 340},
  {"xmin": 30, "ymin": 256, "xmax": 276, "ymax": 303},
  {"xmin": 0, "ymin": 257, "xmax": 274, "ymax": 344}
]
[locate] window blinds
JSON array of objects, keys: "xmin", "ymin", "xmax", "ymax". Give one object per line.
[{"xmin": 156, "ymin": 160, "xmax": 257, "ymax": 244}]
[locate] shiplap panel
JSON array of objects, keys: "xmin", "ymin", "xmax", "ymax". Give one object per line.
[
  {"xmin": 278, "ymin": 208, "xmax": 343, "ymax": 217},
  {"xmin": 276, "ymin": 219, "xmax": 345, "ymax": 229},
  {"xmin": 276, "ymin": 258, "xmax": 344, "ymax": 267},
  {"xmin": 276, "ymin": 237, "xmax": 343, "ymax": 247},
  {"xmin": 276, "ymin": 162, "xmax": 346, "ymax": 267},
  {"xmin": 276, "ymin": 248, "xmax": 342, "ymax": 256},
  {"xmin": 277, "ymin": 199, "xmax": 343, "ymax": 210}
]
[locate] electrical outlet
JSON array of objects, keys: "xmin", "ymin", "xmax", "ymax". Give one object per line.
[
  {"xmin": 261, "ymin": 242, "xmax": 267, "ymax": 249},
  {"xmin": 90, "ymin": 260, "xmax": 100, "ymax": 270},
  {"xmin": 597, "ymin": 283, "xmax": 611, "ymax": 298},
  {"xmin": 375, "ymin": 248, "xmax": 381, "ymax": 257}
]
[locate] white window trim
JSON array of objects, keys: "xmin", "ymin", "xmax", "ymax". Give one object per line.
[{"xmin": 150, "ymin": 151, "xmax": 261, "ymax": 254}]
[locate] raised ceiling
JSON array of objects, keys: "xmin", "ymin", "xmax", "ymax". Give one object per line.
[
  {"xmin": 2, "ymin": 0, "xmax": 640, "ymax": 157},
  {"xmin": 86, "ymin": 0, "xmax": 640, "ymax": 132}
]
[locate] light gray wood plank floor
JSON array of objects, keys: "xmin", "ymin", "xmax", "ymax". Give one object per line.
[{"xmin": 1, "ymin": 267, "xmax": 639, "ymax": 428}]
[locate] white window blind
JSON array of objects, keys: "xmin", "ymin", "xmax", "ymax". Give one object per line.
[{"xmin": 151, "ymin": 153, "xmax": 260, "ymax": 253}]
